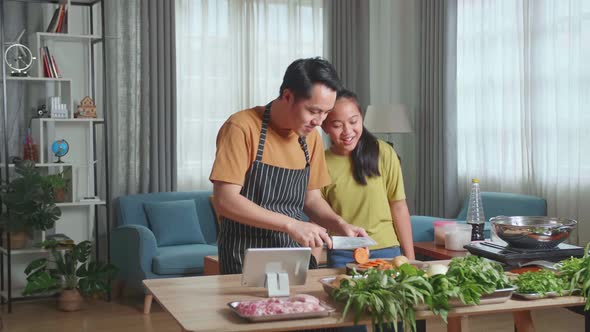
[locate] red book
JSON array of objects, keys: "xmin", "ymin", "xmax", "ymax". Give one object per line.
[
  {"xmin": 56, "ymin": 5, "xmax": 65, "ymax": 33},
  {"xmin": 41, "ymin": 48, "xmax": 51, "ymax": 77},
  {"xmin": 44, "ymin": 46, "xmax": 57, "ymax": 77}
]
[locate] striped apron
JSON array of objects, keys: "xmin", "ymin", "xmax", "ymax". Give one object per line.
[{"xmin": 218, "ymin": 103, "xmax": 318, "ymax": 274}]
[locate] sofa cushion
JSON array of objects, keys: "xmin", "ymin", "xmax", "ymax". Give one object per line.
[
  {"xmin": 144, "ymin": 200, "xmax": 206, "ymax": 246},
  {"xmin": 153, "ymin": 244, "xmax": 219, "ymax": 275}
]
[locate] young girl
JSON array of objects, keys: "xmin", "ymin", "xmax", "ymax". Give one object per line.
[{"xmin": 321, "ymin": 89, "xmax": 415, "ymax": 267}]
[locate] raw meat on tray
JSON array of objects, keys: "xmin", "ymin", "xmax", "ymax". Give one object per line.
[{"xmin": 235, "ymin": 294, "xmax": 325, "ymax": 317}]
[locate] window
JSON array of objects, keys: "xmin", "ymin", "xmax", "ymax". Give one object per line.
[
  {"xmin": 456, "ymin": 0, "xmax": 590, "ymax": 244},
  {"xmin": 175, "ymin": 0, "xmax": 323, "ymax": 190}
]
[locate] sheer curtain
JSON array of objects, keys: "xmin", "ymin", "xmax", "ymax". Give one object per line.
[
  {"xmin": 175, "ymin": 0, "xmax": 323, "ymax": 190},
  {"xmin": 457, "ymin": 0, "xmax": 590, "ymax": 244}
]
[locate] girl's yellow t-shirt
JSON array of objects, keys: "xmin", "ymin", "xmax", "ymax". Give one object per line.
[{"xmin": 321, "ymin": 140, "xmax": 406, "ymax": 250}]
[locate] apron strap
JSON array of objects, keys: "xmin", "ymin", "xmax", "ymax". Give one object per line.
[
  {"xmin": 255, "ymin": 103, "xmax": 272, "ymax": 162},
  {"xmin": 298, "ymin": 136, "xmax": 310, "ymax": 166}
]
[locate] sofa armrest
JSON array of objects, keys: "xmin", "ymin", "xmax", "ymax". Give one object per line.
[
  {"xmin": 411, "ymin": 216, "xmax": 453, "ymax": 242},
  {"xmin": 111, "ymin": 224, "xmax": 158, "ymax": 290}
]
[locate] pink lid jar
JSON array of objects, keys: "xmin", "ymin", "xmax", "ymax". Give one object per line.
[{"xmin": 433, "ymin": 220, "xmax": 457, "ymax": 246}]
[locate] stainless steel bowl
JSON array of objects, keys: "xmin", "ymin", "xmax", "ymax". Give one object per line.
[{"xmin": 490, "ymin": 216, "xmax": 577, "ymax": 249}]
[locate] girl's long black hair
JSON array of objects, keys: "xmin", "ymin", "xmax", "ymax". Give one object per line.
[{"xmin": 336, "ymin": 90, "xmax": 381, "ymax": 185}]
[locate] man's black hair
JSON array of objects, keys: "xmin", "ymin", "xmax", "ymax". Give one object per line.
[{"xmin": 279, "ymin": 57, "xmax": 343, "ymax": 100}]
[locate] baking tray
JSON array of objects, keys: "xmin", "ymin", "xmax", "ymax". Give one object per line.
[
  {"xmin": 227, "ymin": 299, "xmax": 334, "ymax": 322},
  {"xmin": 513, "ymin": 289, "xmax": 577, "ymax": 300}
]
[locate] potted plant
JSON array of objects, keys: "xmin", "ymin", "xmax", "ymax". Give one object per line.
[
  {"xmin": 44, "ymin": 169, "xmax": 71, "ymax": 203},
  {"xmin": 23, "ymin": 240, "xmax": 118, "ymax": 311},
  {"xmin": 0, "ymin": 160, "xmax": 61, "ymax": 249}
]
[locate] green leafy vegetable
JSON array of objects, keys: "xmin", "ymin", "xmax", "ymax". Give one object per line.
[
  {"xmin": 558, "ymin": 243, "xmax": 590, "ymax": 310},
  {"xmin": 445, "ymin": 255, "xmax": 510, "ymax": 305},
  {"xmin": 514, "ymin": 269, "xmax": 568, "ymax": 295},
  {"xmin": 331, "ymin": 256, "xmax": 512, "ymax": 331},
  {"xmin": 424, "ymin": 273, "xmax": 459, "ymax": 322},
  {"xmin": 333, "ymin": 265, "xmax": 431, "ymax": 332}
]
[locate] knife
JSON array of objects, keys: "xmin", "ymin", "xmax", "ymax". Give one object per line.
[{"xmin": 328, "ymin": 236, "xmax": 377, "ymax": 250}]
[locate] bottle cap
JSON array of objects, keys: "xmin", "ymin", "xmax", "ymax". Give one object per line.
[{"xmin": 472, "ymin": 178, "xmax": 480, "ymax": 183}]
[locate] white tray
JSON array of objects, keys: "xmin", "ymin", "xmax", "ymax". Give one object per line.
[
  {"xmin": 513, "ymin": 289, "xmax": 577, "ymax": 300},
  {"xmin": 415, "ymin": 287, "xmax": 516, "ymax": 310}
]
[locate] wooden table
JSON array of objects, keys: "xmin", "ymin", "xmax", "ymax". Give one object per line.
[
  {"xmin": 143, "ymin": 267, "xmax": 588, "ymax": 332},
  {"xmin": 414, "ymin": 241, "xmax": 470, "ymax": 260}
]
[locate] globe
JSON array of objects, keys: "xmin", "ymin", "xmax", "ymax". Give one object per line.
[{"xmin": 52, "ymin": 139, "xmax": 69, "ymax": 163}]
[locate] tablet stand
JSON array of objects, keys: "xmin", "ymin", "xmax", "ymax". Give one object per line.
[{"xmin": 265, "ymin": 272, "xmax": 290, "ymax": 297}]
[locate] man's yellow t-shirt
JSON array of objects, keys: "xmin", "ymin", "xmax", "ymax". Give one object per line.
[
  {"xmin": 321, "ymin": 140, "xmax": 406, "ymax": 250},
  {"xmin": 210, "ymin": 107, "xmax": 331, "ymax": 190}
]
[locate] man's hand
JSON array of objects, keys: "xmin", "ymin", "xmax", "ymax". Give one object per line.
[
  {"xmin": 285, "ymin": 221, "xmax": 333, "ymax": 249},
  {"xmin": 334, "ymin": 220, "xmax": 369, "ymax": 238}
]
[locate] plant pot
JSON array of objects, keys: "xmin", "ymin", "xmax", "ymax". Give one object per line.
[
  {"xmin": 58, "ymin": 289, "xmax": 83, "ymax": 312},
  {"xmin": 53, "ymin": 188, "xmax": 67, "ymax": 203},
  {"xmin": 2, "ymin": 231, "xmax": 28, "ymax": 249}
]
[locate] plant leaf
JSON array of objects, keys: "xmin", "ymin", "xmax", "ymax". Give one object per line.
[
  {"xmin": 24, "ymin": 257, "xmax": 47, "ymax": 276},
  {"xmin": 22, "ymin": 271, "xmax": 59, "ymax": 295},
  {"xmin": 73, "ymin": 241, "xmax": 92, "ymax": 263}
]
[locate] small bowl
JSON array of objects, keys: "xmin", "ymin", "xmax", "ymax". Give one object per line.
[{"xmin": 490, "ymin": 216, "xmax": 577, "ymax": 249}]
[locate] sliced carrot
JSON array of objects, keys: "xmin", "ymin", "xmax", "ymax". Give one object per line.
[
  {"xmin": 377, "ymin": 263, "xmax": 392, "ymax": 270},
  {"xmin": 353, "ymin": 247, "xmax": 369, "ymax": 264}
]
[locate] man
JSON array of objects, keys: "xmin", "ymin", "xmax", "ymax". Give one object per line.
[{"xmin": 210, "ymin": 57, "xmax": 368, "ymax": 274}]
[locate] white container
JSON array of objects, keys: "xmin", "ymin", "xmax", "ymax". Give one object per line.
[{"xmin": 445, "ymin": 224, "xmax": 472, "ymax": 251}]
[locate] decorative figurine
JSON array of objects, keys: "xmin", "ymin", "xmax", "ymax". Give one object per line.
[{"xmin": 75, "ymin": 96, "xmax": 97, "ymax": 118}]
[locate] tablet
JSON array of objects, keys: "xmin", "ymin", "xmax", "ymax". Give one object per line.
[{"xmin": 241, "ymin": 247, "xmax": 311, "ymax": 296}]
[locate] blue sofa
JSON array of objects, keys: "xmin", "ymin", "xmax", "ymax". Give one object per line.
[
  {"xmin": 411, "ymin": 192, "xmax": 547, "ymax": 242},
  {"xmin": 111, "ymin": 191, "xmax": 219, "ymax": 313}
]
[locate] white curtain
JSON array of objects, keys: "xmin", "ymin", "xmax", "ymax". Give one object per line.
[
  {"xmin": 175, "ymin": 0, "xmax": 323, "ymax": 190},
  {"xmin": 457, "ymin": 0, "xmax": 590, "ymax": 244}
]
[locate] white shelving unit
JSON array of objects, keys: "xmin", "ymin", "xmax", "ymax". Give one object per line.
[
  {"xmin": 6, "ymin": 76, "xmax": 71, "ymax": 82},
  {"xmin": 0, "ymin": 0, "xmax": 108, "ymax": 311}
]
